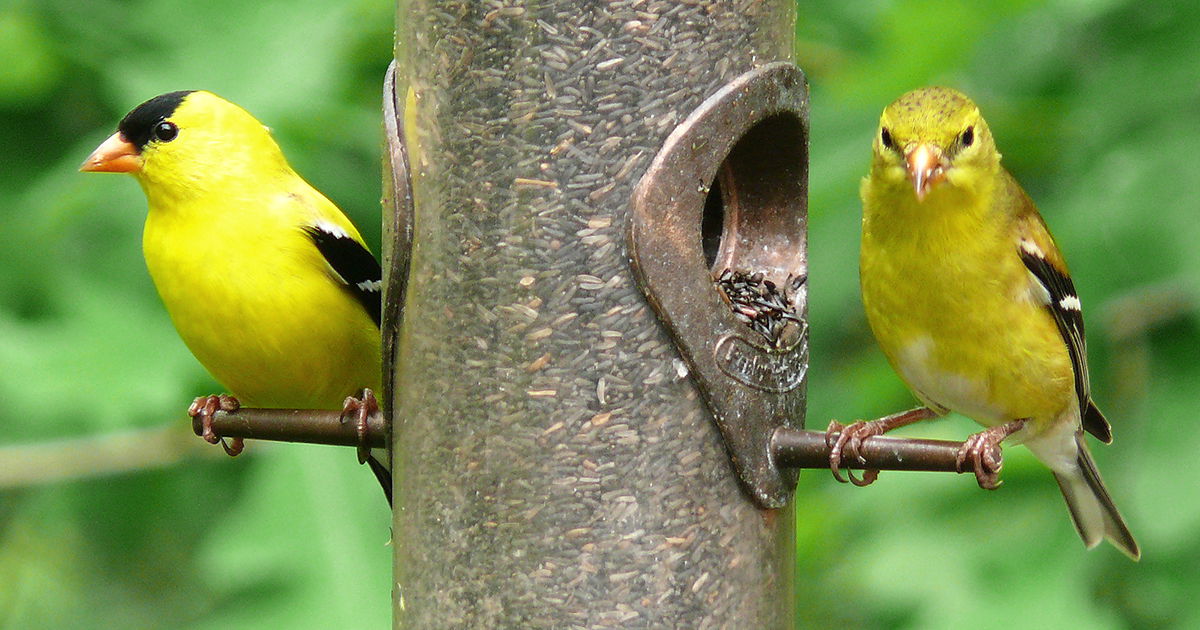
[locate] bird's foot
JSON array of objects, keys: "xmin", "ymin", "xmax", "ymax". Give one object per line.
[
  {"xmin": 341, "ymin": 388, "xmax": 379, "ymax": 465},
  {"xmin": 825, "ymin": 419, "xmax": 882, "ymax": 486},
  {"xmin": 826, "ymin": 406, "xmax": 937, "ymax": 486},
  {"xmin": 955, "ymin": 418, "xmax": 1027, "ymax": 489},
  {"xmin": 188, "ymin": 394, "xmax": 244, "ymax": 457}
]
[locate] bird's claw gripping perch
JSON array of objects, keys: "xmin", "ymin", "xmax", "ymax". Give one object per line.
[
  {"xmin": 341, "ymin": 388, "xmax": 379, "ymax": 465},
  {"xmin": 825, "ymin": 419, "xmax": 881, "ymax": 486},
  {"xmin": 189, "ymin": 394, "xmax": 244, "ymax": 456},
  {"xmin": 825, "ymin": 407, "xmax": 937, "ymax": 486},
  {"xmin": 955, "ymin": 418, "xmax": 1026, "ymax": 490}
]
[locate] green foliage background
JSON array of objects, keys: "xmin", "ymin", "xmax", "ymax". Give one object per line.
[{"xmin": 0, "ymin": 0, "xmax": 1195, "ymax": 628}]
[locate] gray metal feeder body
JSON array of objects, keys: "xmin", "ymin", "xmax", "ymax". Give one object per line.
[{"xmin": 387, "ymin": 2, "xmax": 804, "ymax": 627}]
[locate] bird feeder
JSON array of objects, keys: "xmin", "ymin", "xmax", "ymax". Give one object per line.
[{"xmin": 385, "ymin": 2, "xmax": 801, "ymax": 627}]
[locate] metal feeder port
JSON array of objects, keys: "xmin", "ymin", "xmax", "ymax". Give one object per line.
[{"xmin": 629, "ymin": 62, "xmax": 810, "ymax": 509}]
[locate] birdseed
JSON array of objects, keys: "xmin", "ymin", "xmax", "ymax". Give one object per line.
[{"xmin": 715, "ymin": 269, "xmax": 806, "ymax": 349}]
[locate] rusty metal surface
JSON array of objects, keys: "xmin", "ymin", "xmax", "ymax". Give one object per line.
[{"xmin": 629, "ymin": 62, "xmax": 810, "ymax": 509}]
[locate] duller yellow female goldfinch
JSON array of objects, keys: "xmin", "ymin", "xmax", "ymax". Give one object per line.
[
  {"xmin": 829, "ymin": 86, "xmax": 1138, "ymax": 559},
  {"xmin": 81, "ymin": 90, "xmax": 390, "ymax": 503}
]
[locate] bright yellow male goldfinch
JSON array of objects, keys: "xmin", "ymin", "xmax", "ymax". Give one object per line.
[
  {"xmin": 833, "ymin": 87, "xmax": 1137, "ymax": 559},
  {"xmin": 81, "ymin": 91, "xmax": 390, "ymax": 503}
]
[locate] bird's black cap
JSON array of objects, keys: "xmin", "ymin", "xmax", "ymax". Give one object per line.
[{"xmin": 118, "ymin": 90, "xmax": 194, "ymax": 150}]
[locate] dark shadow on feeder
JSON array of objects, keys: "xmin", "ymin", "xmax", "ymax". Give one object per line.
[
  {"xmin": 707, "ymin": 113, "xmax": 808, "ymax": 280},
  {"xmin": 701, "ymin": 177, "xmax": 723, "ymax": 269}
]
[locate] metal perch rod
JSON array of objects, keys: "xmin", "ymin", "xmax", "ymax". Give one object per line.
[
  {"xmin": 194, "ymin": 408, "xmax": 387, "ymax": 449},
  {"xmin": 195, "ymin": 409, "xmax": 980, "ymax": 475},
  {"xmin": 771, "ymin": 427, "xmax": 984, "ymax": 473}
]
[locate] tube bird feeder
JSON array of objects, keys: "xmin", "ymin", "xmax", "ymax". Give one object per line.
[{"xmin": 387, "ymin": 1, "xmax": 800, "ymax": 627}]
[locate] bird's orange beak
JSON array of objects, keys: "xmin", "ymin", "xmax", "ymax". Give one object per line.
[
  {"xmin": 80, "ymin": 132, "xmax": 141, "ymax": 173},
  {"xmin": 905, "ymin": 144, "xmax": 946, "ymax": 202}
]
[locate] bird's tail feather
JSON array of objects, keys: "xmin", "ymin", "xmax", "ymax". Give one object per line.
[
  {"xmin": 1053, "ymin": 433, "xmax": 1139, "ymax": 560},
  {"xmin": 367, "ymin": 452, "xmax": 392, "ymax": 507}
]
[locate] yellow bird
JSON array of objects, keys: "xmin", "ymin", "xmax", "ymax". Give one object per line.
[
  {"xmin": 831, "ymin": 86, "xmax": 1138, "ymax": 559},
  {"xmin": 81, "ymin": 90, "xmax": 390, "ymax": 503}
]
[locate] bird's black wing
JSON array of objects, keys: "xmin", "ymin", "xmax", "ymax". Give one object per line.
[
  {"xmin": 1019, "ymin": 239, "xmax": 1111, "ymax": 443},
  {"xmin": 304, "ymin": 224, "xmax": 382, "ymax": 328}
]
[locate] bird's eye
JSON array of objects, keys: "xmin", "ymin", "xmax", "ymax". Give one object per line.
[
  {"xmin": 880, "ymin": 127, "xmax": 896, "ymax": 151},
  {"xmin": 152, "ymin": 121, "xmax": 178, "ymax": 143},
  {"xmin": 960, "ymin": 125, "xmax": 974, "ymax": 148}
]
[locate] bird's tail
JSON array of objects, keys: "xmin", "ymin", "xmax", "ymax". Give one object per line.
[
  {"xmin": 367, "ymin": 450, "xmax": 393, "ymax": 507},
  {"xmin": 1052, "ymin": 432, "xmax": 1139, "ymax": 560}
]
